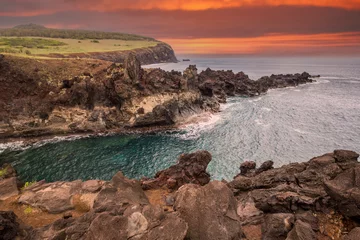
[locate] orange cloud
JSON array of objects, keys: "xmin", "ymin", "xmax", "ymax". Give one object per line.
[
  {"xmin": 160, "ymin": 32, "xmax": 360, "ymax": 55},
  {"xmin": 78, "ymin": 0, "xmax": 360, "ymax": 11}
]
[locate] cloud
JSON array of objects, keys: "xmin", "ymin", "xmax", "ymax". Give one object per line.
[
  {"xmin": 161, "ymin": 32, "xmax": 360, "ymax": 55},
  {"xmin": 1, "ymin": 6, "xmax": 359, "ymax": 39},
  {"xmin": 2, "ymin": 0, "xmax": 360, "ymax": 17}
]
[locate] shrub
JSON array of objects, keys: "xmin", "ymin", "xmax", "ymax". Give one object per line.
[
  {"xmin": 91, "ymin": 40, "xmax": 100, "ymax": 43},
  {"xmin": 25, "ymin": 50, "xmax": 31, "ymax": 55}
]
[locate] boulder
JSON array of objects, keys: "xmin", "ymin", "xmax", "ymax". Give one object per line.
[
  {"xmin": 0, "ymin": 177, "xmax": 19, "ymax": 200},
  {"xmin": 262, "ymin": 213, "xmax": 294, "ymax": 240},
  {"xmin": 18, "ymin": 180, "xmax": 82, "ymax": 214},
  {"xmin": 285, "ymin": 220, "xmax": 316, "ymax": 240},
  {"xmin": 0, "ymin": 211, "xmax": 21, "ymax": 240},
  {"xmin": 174, "ymin": 181, "xmax": 243, "ymax": 240},
  {"xmin": 240, "ymin": 161, "xmax": 256, "ymax": 175},
  {"xmin": 93, "ymin": 172, "xmax": 149, "ymax": 211},
  {"xmin": 324, "ymin": 166, "xmax": 360, "ymax": 218},
  {"xmin": 125, "ymin": 53, "xmax": 142, "ymax": 83},
  {"xmin": 141, "ymin": 150, "xmax": 212, "ymax": 190},
  {"xmin": 256, "ymin": 160, "xmax": 274, "ymax": 174}
]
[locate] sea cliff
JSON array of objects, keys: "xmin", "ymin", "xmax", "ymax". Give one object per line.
[{"xmin": 0, "ymin": 53, "xmax": 317, "ymax": 140}]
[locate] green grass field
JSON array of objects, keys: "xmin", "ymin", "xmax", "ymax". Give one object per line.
[{"xmin": 0, "ymin": 37, "xmax": 159, "ymax": 56}]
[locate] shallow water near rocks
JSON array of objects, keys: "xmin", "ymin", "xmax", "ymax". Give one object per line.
[{"xmin": 1, "ymin": 56, "xmax": 360, "ymax": 182}]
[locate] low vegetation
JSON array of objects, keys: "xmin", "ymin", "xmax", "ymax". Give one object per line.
[
  {"xmin": 0, "ymin": 167, "xmax": 7, "ymax": 178},
  {"xmin": 0, "ymin": 24, "xmax": 155, "ymax": 41},
  {"xmin": 24, "ymin": 206, "xmax": 33, "ymax": 215},
  {"xmin": 21, "ymin": 181, "xmax": 37, "ymax": 190}
]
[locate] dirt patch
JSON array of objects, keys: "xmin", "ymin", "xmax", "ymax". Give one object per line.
[
  {"xmin": 0, "ymin": 195, "xmax": 85, "ymax": 228},
  {"xmin": 145, "ymin": 188, "xmax": 174, "ymax": 212}
]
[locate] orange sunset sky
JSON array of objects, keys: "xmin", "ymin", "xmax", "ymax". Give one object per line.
[{"xmin": 1, "ymin": 0, "xmax": 360, "ymax": 55}]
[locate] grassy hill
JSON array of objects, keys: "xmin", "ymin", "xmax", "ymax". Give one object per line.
[{"xmin": 0, "ymin": 24, "xmax": 160, "ymax": 56}]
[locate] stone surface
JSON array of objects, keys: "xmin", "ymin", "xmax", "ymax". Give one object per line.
[
  {"xmin": 344, "ymin": 227, "xmax": 360, "ymax": 240},
  {"xmin": 174, "ymin": 181, "xmax": 243, "ymax": 240},
  {"xmin": 0, "ymin": 177, "xmax": 19, "ymax": 201},
  {"xmin": 286, "ymin": 220, "xmax": 316, "ymax": 240},
  {"xmin": 262, "ymin": 213, "xmax": 294, "ymax": 240},
  {"xmin": 0, "ymin": 211, "xmax": 21, "ymax": 240}
]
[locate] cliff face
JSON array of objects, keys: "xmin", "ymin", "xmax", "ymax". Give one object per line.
[
  {"xmin": 45, "ymin": 43, "xmax": 178, "ymax": 65},
  {"xmin": 1, "ymin": 150, "xmax": 359, "ymax": 240},
  {"xmin": 0, "ymin": 54, "xmax": 316, "ymax": 140}
]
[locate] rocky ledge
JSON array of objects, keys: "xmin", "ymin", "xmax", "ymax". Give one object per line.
[
  {"xmin": 0, "ymin": 53, "xmax": 317, "ymax": 140},
  {"xmin": 1, "ymin": 149, "xmax": 360, "ymax": 240}
]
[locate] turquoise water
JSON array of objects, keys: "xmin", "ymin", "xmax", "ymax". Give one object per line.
[{"xmin": 1, "ymin": 57, "xmax": 360, "ymax": 182}]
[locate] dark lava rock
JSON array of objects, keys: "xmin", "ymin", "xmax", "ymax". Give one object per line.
[
  {"xmin": 286, "ymin": 220, "xmax": 316, "ymax": 240},
  {"xmin": 0, "ymin": 211, "xmax": 20, "ymax": 240},
  {"xmin": 240, "ymin": 161, "xmax": 256, "ymax": 175},
  {"xmin": 344, "ymin": 227, "xmax": 360, "ymax": 240},
  {"xmin": 141, "ymin": 150, "xmax": 212, "ymax": 191},
  {"xmin": 256, "ymin": 160, "xmax": 274, "ymax": 174},
  {"xmin": 262, "ymin": 213, "xmax": 294, "ymax": 240}
]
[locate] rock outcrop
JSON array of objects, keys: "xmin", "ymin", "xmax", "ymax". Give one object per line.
[
  {"xmin": 141, "ymin": 150, "xmax": 212, "ymax": 191},
  {"xmin": 1, "ymin": 149, "xmax": 360, "ymax": 239},
  {"xmin": 0, "ymin": 53, "xmax": 317, "ymax": 140},
  {"xmin": 174, "ymin": 181, "xmax": 243, "ymax": 240}
]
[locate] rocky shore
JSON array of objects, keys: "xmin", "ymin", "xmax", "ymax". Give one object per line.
[
  {"xmin": 0, "ymin": 53, "xmax": 317, "ymax": 140},
  {"xmin": 1, "ymin": 149, "xmax": 360, "ymax": 239}
]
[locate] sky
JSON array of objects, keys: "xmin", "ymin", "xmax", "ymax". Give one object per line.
[{"xmin": 1, "ymin": 0, "xmax": 360, "ymax": 55}]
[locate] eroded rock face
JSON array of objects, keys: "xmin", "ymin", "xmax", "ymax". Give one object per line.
[
  {"xmin": 174, "ymin": 181, "xmax": 243, "ymax": 240},
  {"xmin": 141, "ymin": 150, "xmax": 212, "ymax": 191}
]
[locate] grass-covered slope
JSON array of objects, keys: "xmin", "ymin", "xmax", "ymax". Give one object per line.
[{"xmin": 0, "ymin": 24, "xmax": 177, "ymax": 64}]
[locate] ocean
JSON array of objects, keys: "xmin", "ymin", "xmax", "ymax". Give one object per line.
[{"xmin": 1, "ymin": 56, "xmax": 360, "ymax": 182}]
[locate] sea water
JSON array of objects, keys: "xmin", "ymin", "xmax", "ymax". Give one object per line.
[{"xmin": 1, "ymin": 56, "xmax": 359, "ymax": 182}]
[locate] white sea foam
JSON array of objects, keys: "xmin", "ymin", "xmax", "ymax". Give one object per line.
[
  {"xmin": 293, "ymin": 128, "xmax": 308, "ymax": 134},
  {"xmin": 176, "ymin": 113, "xmax": 222, "ymax": 140},
  {"xmin": 261, "ymin": 107, "xmax": 272, "ymax": 112},
  {"xmin": 0, "ymin": 134, "xmax": 90, "ymax": 154}
]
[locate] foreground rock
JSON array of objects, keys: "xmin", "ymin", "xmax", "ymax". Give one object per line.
[
  {"xmin": 0, "ymin": 54, "xmax": 317, "ymax": 139},
  {"xmin": 3, "ymin": 149, "xmax": 359, "ymax": 240},
  {"xmin": 141, "ymin": 150, "xmax": 212, "ymax": 191},
  {"xmin": 174, "ymin": 181, "xmax": 243, "ymax": 239}
]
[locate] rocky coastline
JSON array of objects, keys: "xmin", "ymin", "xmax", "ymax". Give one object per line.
[
  {"xmin": 0, "ymin": 53, "xmax": 317, "ymax": 141},
  {"xmin": 1, "ymin": 149, "xmax": 360, "ymax": 239}
]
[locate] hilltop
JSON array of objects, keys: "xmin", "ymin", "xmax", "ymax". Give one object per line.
[{"xmin": 0, "ymin": 24, "xmax": 177, "ymax": 64}]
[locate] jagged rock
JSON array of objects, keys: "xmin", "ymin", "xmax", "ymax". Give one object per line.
[
  {"xmin": 262, "ymin": 213, "xmax": 294, "ymax": 240},
  {"xmin": 344, "ymin": 227, "xmax": 360, "ymax": 240},
  {"xmin": 286, "ymin": 220, "xmax": 316, "ymax": 240},
  {"xmin": 93, "ymin": 172, "xmax": 149, "ymax": 211},
  {"xmin": 256, "ymin": 160, "xmax": 274, "ymax": 174},
  {"xmin": 0, "ymin": 177, "xmax": 19, "ymax": 201},
  {"xmin": 82, "ymin": 180, "xmax": 102, "ymax": 193},
  {"xmin": 174, "ymin": 181, "xmax": 243, "ymax": 240},
  {"xmin": 240, "ymin": 161, "xmax": 256, "ymax": 175},
  {"xmin": 125, "ymin": 53, "xmax": 142, "ymax": 83},
  {"xmin": 295, "ymin": 212, "xmax": 319, "ymax": 231},
  {"xmin": 324, "ymin": 166, "xmax": 360, "ymax": 218},
  {"xmin": 141, "ymin": 150, "xmax": 212, "ymax": 191}
]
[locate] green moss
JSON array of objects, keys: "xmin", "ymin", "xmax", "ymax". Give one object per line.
[
  {"xmin": 0, "ymin": 167, "xmax": 7, "ymax": 177},
  {"xmin": 24, "ymin": 206, "xmax": 33, "ymax": 214},
  {"xmin": 21, "ymin": 181, "xmax": 37, "ymax": 190}
]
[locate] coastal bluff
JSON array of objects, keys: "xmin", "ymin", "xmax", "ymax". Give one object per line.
[
  {"xmin": 0, "ymin": 53, "xmax": 317, "ymax": 140},
  {"xmin": 1, "ymin": 149, "xmax": 360, "ymax": 239}
]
